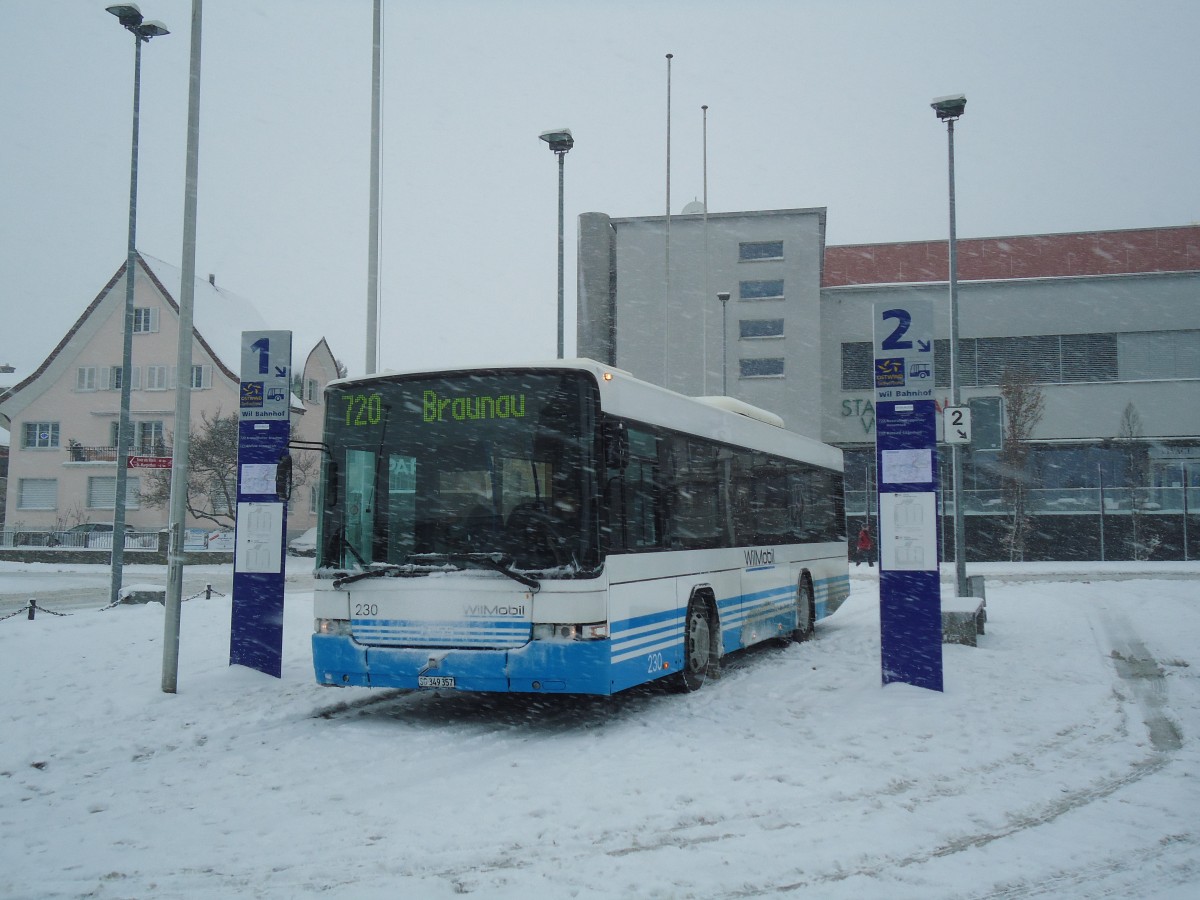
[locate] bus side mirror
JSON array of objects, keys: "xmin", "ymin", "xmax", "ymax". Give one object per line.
[
  {"xmin": 605, "ymin": 421, "xmax": 629, "ymax": 471},
  {"xmin": 276, "ymin": 453, "xmax": 293, "ymax": 502}
]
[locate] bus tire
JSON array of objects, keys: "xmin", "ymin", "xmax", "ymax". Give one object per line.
[
  {"xmin": 792, "ymin": 576, "xmax": 815, "ymax": 642},
  {"xmin": 675, "ymin": 595, "xmax": 716, "ymax": 692}
]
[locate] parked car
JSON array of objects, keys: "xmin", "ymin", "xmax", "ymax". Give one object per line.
[
  {"xmin": 288, "ymin": 527, "xmax": 318, "ymax": 557},
  {"xmin": 63, "ymin": 523, "xmax": 114, "ymax": 548}
]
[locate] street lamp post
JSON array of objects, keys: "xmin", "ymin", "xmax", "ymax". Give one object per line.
[
  {"xmin": 108, "ymin": 4, "xmax": 169, "ymax": 608},
  {"xmin": 540, "ymin": 129, "xmax": 574, "ymax": 359},
  {"xmin": 717, "ymin": 291, "xmax": 730, "ymax": 394},
  {"xmin": 931, "ymin": 93, "xmax": 968, "ymax": 598}
]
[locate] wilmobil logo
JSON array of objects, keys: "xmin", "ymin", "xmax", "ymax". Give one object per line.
[
  {"xmin": 463, "ymin": 604, "xmax": 527, "ymax": 618},
  {"xmin": 745, "ymin": 548, "xmax": 775, "ymax": 567}
]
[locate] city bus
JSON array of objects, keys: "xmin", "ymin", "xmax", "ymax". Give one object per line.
[{"xmin": 311, "ymin": 359, "xmax": 849, "ymax": 695}]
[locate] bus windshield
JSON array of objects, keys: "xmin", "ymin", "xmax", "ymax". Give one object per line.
[{"xmin": 319, "ymin": 370, "xmax": 599, "ymax": 575}]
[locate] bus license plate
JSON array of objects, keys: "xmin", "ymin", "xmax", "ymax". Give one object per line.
[{"xmin": 418, "ymin": 675, "xmax": 455, "ymax": 688}]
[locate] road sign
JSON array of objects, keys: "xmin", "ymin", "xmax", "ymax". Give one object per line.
[
  {"xmin": 127, "ymin": 455, "xmax": 172, "ymax": 469},
  {"xmin": 872, "ymin": 303, "xmax": 935, "ymax": 402},
  {"xmin": 239, "ymin": 330, "xmax": 292, "ymax": 421},
  {"xmin": 943, "ymin": 406, "xmax": 972, "ymax": 444}
]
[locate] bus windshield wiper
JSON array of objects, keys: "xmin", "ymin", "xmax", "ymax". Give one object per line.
[{"xmin": 409, "ymin": 552, "xmax": 541, "ymax": 591}]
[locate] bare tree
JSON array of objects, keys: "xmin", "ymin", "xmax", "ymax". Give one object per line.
[
  {"xmin": 141, "ymin": 411, "xmax": 240, "ymax": 528},
  {"xmin": 998, "ymin": 367, "xmax": 1046, "ymax": 561},
  {"xmin": 142, "ymin": 411, "xmax": 319, "ymax": 529}
]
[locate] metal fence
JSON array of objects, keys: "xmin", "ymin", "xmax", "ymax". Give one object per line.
[{"xmin": 0, "ymin": 527, "xmax": 162, "ymax": 550}]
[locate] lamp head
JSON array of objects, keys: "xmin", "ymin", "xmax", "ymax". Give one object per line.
[
  {"xmin": 106, "ymin": 4, "xmax": 143, "ymax": 27},
  {"xmin": 134, "ymin": 19, "xmax": 169, "ymax": 39},
  {"xmin": 931, "ymin": 94, "xmax": 967, "ymax": 121},
  {"xmin": 717, "ymin": 291, "xmax": 730, "ymax": 304},
  {"xmin": 539, "ymin": 129, "xmax": 574, "ymax": 154}
]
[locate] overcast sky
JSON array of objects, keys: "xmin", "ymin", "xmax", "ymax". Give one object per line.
[{"xmin": 2, "ymin": 0, "xmax": 1198, "ymax": 383}]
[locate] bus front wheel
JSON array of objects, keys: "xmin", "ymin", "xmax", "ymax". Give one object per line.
[{"xmin": 676, "ymin": 597, "xmax": 716, "ymax": 692}]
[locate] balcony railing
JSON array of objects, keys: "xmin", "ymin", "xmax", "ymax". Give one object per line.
[{"xmin": 66, "ymin": 444, "xmax": 171, "ymax": 463}]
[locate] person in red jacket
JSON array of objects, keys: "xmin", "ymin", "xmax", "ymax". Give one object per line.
[{"xmin": 855, "ymin": 525, "xmax": 875, "ymax": 567}]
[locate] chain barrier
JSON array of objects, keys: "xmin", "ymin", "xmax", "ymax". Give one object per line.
[
  {"xmin": 6, "ymin": 582, "xmax": 228, "ymax": 621},
  {"xmin": 0, "ymin": 599, "xmax": 73, "ymax": 623}
]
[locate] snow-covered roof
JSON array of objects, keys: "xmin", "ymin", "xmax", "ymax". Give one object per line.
[{"xmin": 140, "ymin": 254, "xmax": 269, "ymax": 375}]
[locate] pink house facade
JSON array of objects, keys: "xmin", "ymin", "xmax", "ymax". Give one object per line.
[{"xmin": 0, "ymin": 254, "xmax": 337, "ymax": 541}]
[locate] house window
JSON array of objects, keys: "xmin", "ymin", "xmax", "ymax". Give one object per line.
[
  {"xmin": 136, "ymin": 421, "xmax": 166, "ymax": 453},
  {"xmin": 22, "ymin": 422, "xmax": 60, "ymax": 449},
  {"xmin": 305, "ymin": 378, "xmax": 320, "ymax": 403},
  {"xmin": 190, "ymin": 364, "xmax": 212, "ymax": 389},
  {"xmin": 132, "ymin": 307, "xmax": 159, "ymax": 333},
  {"xmin": 740, "ymin": 319, "xmax": 784, "ymax": 339},
  {"xmin": 18, "ymin": 478, "xmax": 58, "ymax": 510},
  {"xmin": 145, "ymin": 365, "xmax": 168, "ymax": 390},
  {"xmin": 740, "ymin": 358, "xmax": 785, "ymax": 378},
  {"xmin": 87, "ymin": 476, "xmax": 140, "ymax": 510},
  {"xmin": 739, "ymin": 279, "xmax": 784, "ymax": 301},
  {"xmin": 76, "ymin": 367, "xmax": 98, "ymax": 391},
  {"xmin": 739, "ymin": 241, "xmax": 783, "ymax": 261}
]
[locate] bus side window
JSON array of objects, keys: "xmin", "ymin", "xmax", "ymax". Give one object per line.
[
  {"xmin": 624, "ymin": 428, "xmax": 665, "ymax": 550},
  {"xmin": 670, "ymin": 435, "xmax": 722, "ymax": 550}
]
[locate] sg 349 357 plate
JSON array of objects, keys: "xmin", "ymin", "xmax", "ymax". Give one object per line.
[{"xmin": 418, "ymin": 675, "xmax": 455, "ymax": 688}]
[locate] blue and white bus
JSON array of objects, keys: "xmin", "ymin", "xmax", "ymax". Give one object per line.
[{"xmin": 312, "ymin": 360, "xmax": 849, "ymax": 695}]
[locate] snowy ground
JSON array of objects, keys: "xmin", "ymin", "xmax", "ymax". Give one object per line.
[{"xmin": 2, "ymin": 560, "xmax": 1198, "ymax": 899}]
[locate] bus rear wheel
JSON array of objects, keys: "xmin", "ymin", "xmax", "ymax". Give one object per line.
[
  {"xmin": 676, "ymin": 597, "xmax": 715, "ymax": 692},
  {"xmin": 792, "ymin": 578, "xmax": 815, "ymax": 642}
]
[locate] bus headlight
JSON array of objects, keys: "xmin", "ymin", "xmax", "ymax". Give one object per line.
[
  {"xmin": 532, "ymin": 622, "xmax": 608, "ymax": 641},
  {"xmin": 315, "ymin": 618, "xmax": 352, "ymax": 636}
]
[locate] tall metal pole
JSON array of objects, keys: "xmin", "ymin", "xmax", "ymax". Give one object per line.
[
  {"xmin": 110, "ymin": 33, "xmax": 145, "ymax": 609},
  {"xmin": 718, "ymin": 291, "xmax": 729, "ymax": 395},
  {"xmin": 556, "ymin": 147, "xmax": 566, "ymax": 358},
  {"xmin": 664, "ymin": 53, "xmax": 673, "ymax": 388},
  {"xmin": 701, "ymin": 104, "xmax": 709, "ymax": 393},
  {"xmin": 365, "ymin": 0, "xmax": 382, "ymax": 374},
  {"xmin": 946, "ymin": 116, "xmax": 968, "ymax": 598},
  {"xmin": 162, "ymin": 0, "xmax": 203, "ymax": 694}
]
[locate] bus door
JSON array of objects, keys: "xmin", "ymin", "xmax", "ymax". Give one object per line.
[{"xmin": 734, "ymin": 459, "xmax": 791, "ymax": 645}]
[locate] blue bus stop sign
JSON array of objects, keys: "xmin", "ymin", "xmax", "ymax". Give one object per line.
[
  {"xmin": 872, "ymin": 302, "xmax": 942, "ymax": 692},
  {"xmin": 230, "ymin": 330, "xmax": 292, "ymax": 678}
]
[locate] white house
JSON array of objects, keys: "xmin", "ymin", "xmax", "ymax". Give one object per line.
[{"xmin": 0, "ymin": 253, "xmax": 337, "ymax": 540}]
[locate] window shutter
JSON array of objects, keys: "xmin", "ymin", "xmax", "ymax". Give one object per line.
[
  {"xmin": 149, "ymin": 307, "xmax": 160, "ymax": 333},
  {"xmin": 19, "ymin": 478, "xmax": 58, "ymax": 510},
  {"xmin": 131, "ymin": 366, "xmax": 142, "ymax": 390},
  {"xmin": 168, "ymin": 366, "xmax": 178, "ymax": 390},
  {"xmin": 202, "ymin": 364, "xmax": 212, "ymax": 388}
]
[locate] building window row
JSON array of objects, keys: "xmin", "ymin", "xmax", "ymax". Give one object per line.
[
  {"xmin": 738, "ymin": 240, "xmax": 784, "ymax": 262},
  {"xmin": 75, "ymin": 364, "xmax": 213, "ymax": 392},
  {"xmin": 839, "ymin": 330, "xmax": 1200, "ymax": 391},
  {"xmin": 740, "ymin": 357, "xmax": 785, "ymax": 378},
  {"xmin": 739, "ymin": 279, "xmax": 785, "ymax": 301},
  {"xmin": 740, "ymin": 318, "xmax": 784, "ymax": 340}
]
